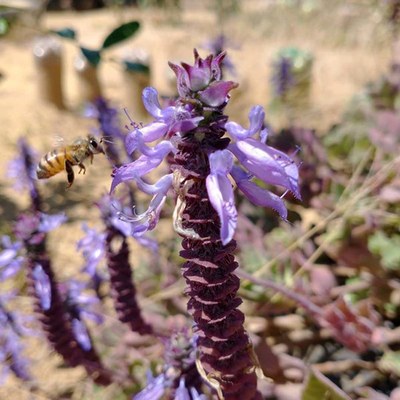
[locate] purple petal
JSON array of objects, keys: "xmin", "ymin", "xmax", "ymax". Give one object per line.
[
  {"xmin": 230, "ymin": 139, "xmax": 301, "ymax": 198},
  {"xmin": 168, "ymin": 62, "xmax": 190, "ymax": 98},
  {"xmin": 110, "ymin": 154, "xmax": 165, "ymax": 193},
  {"xmin": 174, "ymin": 378, "xmax": 191, "ymax": 400},
  {"xmin": 32, "ymin": 264, "xmax": 51, "ymax": 311},
  {"xmin": 77, "ymin": 224, "xmax": 106, "ymax": 277},
  {"xmin": 198, "ymin": 80, "xmax": 238, "ymax": 107},
  {"xmin": 225, "ymin": 105, "xmax": 265, "ymax": 140},
  {"xmin": 0, "ymin": 256, "xmax": 24, "ymax": 281},
  {"xmin": 38, "ymin": 212, "xmax": 67, "ymax": 233},
  {"xmin": 140, "ymin": 123, "xmax": 169, "ymax": 142},
  {"xmin": 110, "ymin": 214, "xmax": 132, "ymax": 237},
  {"xmin": 231, "ymin": 166, "xmax": 288, "ymax": 220},
  {"xmin": 125, "ymin": 124, "xmax": 170, "ymax": 156},
  {"xmin": 209, "ymin": 149, "xmax": 234, "ymax": 174},
  {"xmin": 135, "ymin": 174, "xmax": 173, "ymax": 196},
  {"xmin": 142, "ymin": 87, "xmax": 163, "ymax": 119},
  {"xmin": 210, "ymin": 51, "xmax": 226, "ymax": 80},
  {"xmin": 133, "ymin": 373, "xmax": 167, "ymax": 400},
  {"xmin": 181, "ymin": 62, "xmax": 211, "ymax": 91},
  {"xmin": 71, "ymin": 318, "xmax": 92, "ymax": 351},
  {"xmin": 117, "ymin": 176, "xmax": 171, "ymax": 236},
  {"xmin": 133, "ymin": 235, "xmax": 159, "ymax": 253},
  {"xmin": 0, "ymin": 248, "xmax": 19, "ymax": 268},
  {"xmin": 3, "ymin": 333, "xmax": 31, "ymax": 381},
  {"xmin": 170, "ymin": 116, "xmax": 203, "ymax": 134},
  {"xmin": 206, "ymin": 151, "xmax": 237, "ymax": 245}
]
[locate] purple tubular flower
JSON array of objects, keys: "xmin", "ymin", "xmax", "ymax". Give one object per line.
[
  {"xmin": 110, "ymin": 50, "xmax": 300, "ymax": 399},
  {"xmin": 226, "ymin": 105, "xmax": 301, "ymax": 200},
  {"xmin": 175, "ymin": 378, "xmax": 191, "ymax": 400},
  {"xmin": 0, "ymin": 331, "xmax": 31, "ymax": 382},
  {"xmin": 110, "ymin": 153, "xmax": 166, "ymax": 193},
  {"xmin": 133, "ymin": 373, "xmax": 168, "ymax": 400},
  {"xmin": 206, "ymin": 151, "xmax": 237, "ymax": 245},
  {"xmin": 32, "ymin": 263, "xmax": 52, "ymax": 311},
  {"xmin": 77, "ymin": 223, "xmax": 106, "ymax": 277},
  {"xmin": 38, "ymin": 212, "xmax": 67, "ymax": 233},
  {"xmin": 0, "ymin": 236, "xmax": 24, "ymax": 281},
  {"xmin": 231, "ymin": 166, "xmax": 288, "ymax": 220}
]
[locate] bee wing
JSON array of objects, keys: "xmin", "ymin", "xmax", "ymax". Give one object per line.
[
  {"xmin": 100, "ymin": 136, "xmax": 115, "ymax": 144},
  {"xmin": 52, "ymin": 135, "xmax": 66, "ymax": 149}
]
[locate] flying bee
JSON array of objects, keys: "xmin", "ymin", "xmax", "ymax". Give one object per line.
[{"xmin": 36, "ymin": 135, "xmax": 104, "ymax": 188}]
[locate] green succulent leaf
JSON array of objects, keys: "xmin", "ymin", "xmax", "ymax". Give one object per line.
[
  {"xmin": 52, "ymin": 28, "xmax": 76, "ymax": 40},
  {"xmin": 302, "ymin": 368, "xmax": 351, "ymax": 400},
  {"xmin": 378, "ymin": 351, "xmax": 400, "ymax": 377},
  {"xmin": 368, "ymin": 231, "xmax": 400, "ymax": 270},
  {"xmin": 80, "ymin": 47, "xmax": 101, "ymax": 67},
  {"xmin": 101, "ymin": 21, "xmax": 140, "ymax": 49},
  {"xmin": 123, "ymin": 61, "xmax": 150, "ymax": 74}
]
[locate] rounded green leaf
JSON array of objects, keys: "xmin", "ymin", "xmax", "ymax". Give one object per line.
[
  {"xmin": 52, "ymin": 28, "xmax": 76, "ymax": 40},
  {"xmin": 123, "ymin": 61, "xmax": 150, "ymax": 74},
  {"xmin": 101, "ymin": 21, "xmax": 140, "ymax": 49},
  {"xmin": 80, "ymin": 47, "xmax": 101, "ymax": 67}
]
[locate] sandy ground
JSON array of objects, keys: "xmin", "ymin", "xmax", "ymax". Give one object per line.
[{"xmin": 0, "ymin": 1, "xmax": 393, "ymax": 398}]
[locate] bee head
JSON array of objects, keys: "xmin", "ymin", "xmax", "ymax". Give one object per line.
[{"xmin": 88, "ymin": 136, "xmax": 104, "ymax": 154}]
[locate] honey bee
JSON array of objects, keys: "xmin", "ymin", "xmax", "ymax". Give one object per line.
[{"xmin": 36, "ymin": 135, "xmax": 104, "ymax": 188}]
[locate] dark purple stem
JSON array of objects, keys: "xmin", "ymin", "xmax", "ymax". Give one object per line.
[
  {"xmin": 105, "ymin": 228, "xmax": 153, "ymax": 335},
  {"xmin": 173, "ymin": 125, "xmax": 262, "ymax": 399}
]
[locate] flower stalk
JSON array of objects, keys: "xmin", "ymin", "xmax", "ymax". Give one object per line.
[{"xmin": 111, "ymin": 50, "xmax": 300, "ymax": 398}]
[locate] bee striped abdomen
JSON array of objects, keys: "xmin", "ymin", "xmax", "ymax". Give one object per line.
[{"xmin": 36, "ymin": 149, "xmax": 67, "ymax": 179}]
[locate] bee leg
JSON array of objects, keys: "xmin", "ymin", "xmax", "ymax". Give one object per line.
[
  {"xmin": 90, "ymin": 154, "xmax": 94, "ymax": 164},
  {"xmin": 65, "ymin": 160, "xmax": 74, "ymax": 188},
  {"xmin": 78, "ymin": 163, "xmax": 86, "ymax": 175}
]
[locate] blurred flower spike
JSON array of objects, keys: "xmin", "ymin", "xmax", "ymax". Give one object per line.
[
  {"xmin": 133, "ymin": 330, "xmax": 206, "ymax": 399},
  {"xmin": 111, "ymin": 50, "xmax": 300, "ymax": 245}
]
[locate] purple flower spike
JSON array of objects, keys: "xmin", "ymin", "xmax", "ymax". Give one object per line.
[
  {"xmin": 110, "ymin": 50, "xmax": 300, "ymax": 399},
  {"xmin": 206, "ymin": 150, "xmax": 237, "ymax": 245}
]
